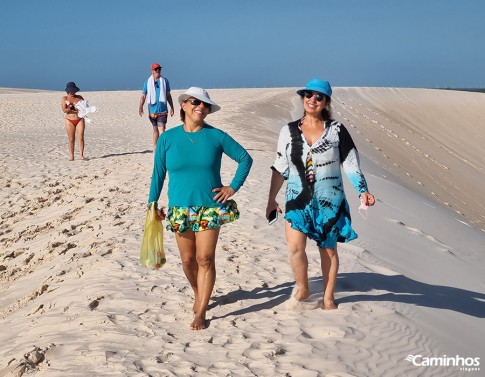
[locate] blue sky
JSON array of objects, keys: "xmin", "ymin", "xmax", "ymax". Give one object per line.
[{"xmin": 1, "ymin": 0, "xmax": 484, "ymax": 91}]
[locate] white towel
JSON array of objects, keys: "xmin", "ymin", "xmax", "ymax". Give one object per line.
[
  {"xmin": 147, "ymin": 75, "xmax": 167, "ymax": 105},
  {"xmin": 75, "ymin": 100, "xmax": 97, "ymax": 124}
]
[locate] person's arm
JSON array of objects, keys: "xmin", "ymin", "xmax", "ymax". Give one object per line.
[
  {"xmin": 265, "ymin": 126, "xmax": 290, "ymax": 217},
  {"xmin": 139, "ymin": 94, "xmax": 147, "ymax": 117},
  {"xmin": 266, "ymin": 169, "xmax": 285, "ymax": 219},
  {"xmin": 338, "ymin": 124, "xmax": 375, "ymax": 205},
  {"xmin": 148, "ymin": 136, "xmax": 167, "ymax": 207},
  {"xmin": 212, "ymin": 132, "xmax": 253, "ymax": 203},
  {"xmin": 62, "ymin": 96, "xmax": 79, "ymax": 114},
  {"xmin": 166, "ymin": 92, "xmax": 174, "ymax": 117},
  {"xmin": 222, "ymin": 133, "xmax": 253, "ymax": 192},
  {"xmin": 61, "ymin": 96, "xmax": 69, "ymax": 113}
]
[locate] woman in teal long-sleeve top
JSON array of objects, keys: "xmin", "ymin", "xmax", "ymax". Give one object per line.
[{"xmin": 148, "ymin": 87, "xmax": 253, "ymax": 330}]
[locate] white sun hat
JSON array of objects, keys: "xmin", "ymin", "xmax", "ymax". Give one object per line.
[{"xmin": 178, "ymin": 87, "xmax": 221, "ymax": 114}]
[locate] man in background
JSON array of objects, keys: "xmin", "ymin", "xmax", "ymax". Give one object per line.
[{"xmin": 139, "ymin": 63, "xmax": 174, "ymax": 147}]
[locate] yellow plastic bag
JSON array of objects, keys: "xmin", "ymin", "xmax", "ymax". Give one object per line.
[{"xmin": 140, "ymin": 203, "xmax": 166, "ymax": 269}]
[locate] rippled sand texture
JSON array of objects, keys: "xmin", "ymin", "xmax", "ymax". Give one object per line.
[{"xmin": 1, "ymin": 88, "xmax": 484, "ymax": 377}]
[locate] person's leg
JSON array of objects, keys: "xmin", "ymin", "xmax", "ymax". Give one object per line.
[
  {"xmin": 76, "ymin": 119, "xmax": 86, "ymax": 160},
  {"xmin": 65, "ymin": 120, "xmax": 76, "ymax": 160},
  {"xmin": 319, "ymin": 246, "xmax": 339, "ymax": 310},
  {"xmin": 285, "ymin": 221, "xmax": 309, "ymax": 301},
  {"xmin": 149, "ymin": 115, "xmax": 160, "ymax": 148},
  {"xmin": 175, "ymin": 230, "xmax": 199, "ymax": 312},
  {"xmin": 157, "ymin": 114, "xmax": 167, "ymax": 135},
  {"xmin": 152, "ymin": 128, "xmax": 160, "ymax": 148},
  {"xmin": 192, "ymin": 227, "xmax": 220, "ymax": 330}
]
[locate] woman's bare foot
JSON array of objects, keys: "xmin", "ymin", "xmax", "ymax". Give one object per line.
[
  {"xmin": 293, "ymin": 287, "xmax": 310, "ymax": 301},
  {"xmin": 322, "ymin": 298, "xmax": 338, "ymax": 310},
  {"xmin": 69, "ymin": 156, "xmax": 74, "ymax": 161},
  {"xmin": 192, "ymin": 297, "xmax": 200, "ymax": 313},
  {"xmin": 80, "ymin": 156, "xmax": 86, "ymax": 160},
  {"xmin": 190, "ymin": 314, "xmax": 207, "ymax": 330}
]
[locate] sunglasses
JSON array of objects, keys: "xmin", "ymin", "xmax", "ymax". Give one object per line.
[
  {"xmin": 153, "ymin": 67, "xmax": 161, "ymax": 71},
  {"xmin": 188, "ymin": 98, "xmax": 212, "ymax": 109},
  {"xmin": 303, "ymin": 91, "xmax": 325, "ymax": 102}
]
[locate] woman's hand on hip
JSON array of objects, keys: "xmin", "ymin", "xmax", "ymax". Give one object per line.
[{"xmin": 212, "ymin": 186, "xmax": 235, "ymax": 203}]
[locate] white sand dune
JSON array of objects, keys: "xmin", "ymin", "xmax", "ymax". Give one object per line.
[
  {"xmin": 0, "ymin": 87, "xmax": 484, "ymax": 376},
  {"xmin": 332, "ymin": 87, "xmax": 485, "ymax": 231}
]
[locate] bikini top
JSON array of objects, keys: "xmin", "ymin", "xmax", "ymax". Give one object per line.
[{"xmin": 65, "ymin": 100, "xmax": 77, "ymax": 111}]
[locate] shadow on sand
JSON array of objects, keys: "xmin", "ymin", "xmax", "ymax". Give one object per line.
[
  {"xmin": 336, "ymin": 272, "xmax": 485, "ymax": 318},
  {"xmin": 94, "ymin": 150, "xmax": 153, "ymax": 159},
  {"xmin": 209, "ymin": 281, "xmax": 295, "ymax": 319},
  {"xmin": 210, "ymin": 273, "xmax": 485, "ymax": 319}
]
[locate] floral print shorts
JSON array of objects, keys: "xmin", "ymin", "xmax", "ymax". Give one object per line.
[{"xmin": 165, "ymin": 200, "xmax": 239, "ymax": 233}]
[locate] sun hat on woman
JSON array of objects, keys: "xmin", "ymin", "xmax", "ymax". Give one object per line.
[
  {"xmin": 178, "ymin": 87, "xmax": 221, "ymax": 114},
  {"xmin": 65, "ymin": 82, "xmax": 80, "ymax": 93},
  {"xmin": 296, "ymin": 78, "xmax": 332, "ymax": 98}
]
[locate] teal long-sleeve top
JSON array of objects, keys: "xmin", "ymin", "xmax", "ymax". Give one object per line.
[{"xmin": 148, "ymin": 124, "xmax": 253, "ymax": 207}]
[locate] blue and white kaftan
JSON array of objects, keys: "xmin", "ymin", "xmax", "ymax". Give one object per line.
[{"xmin": 272, "ymin": 119, "xmax": 368, "ymax": 249}]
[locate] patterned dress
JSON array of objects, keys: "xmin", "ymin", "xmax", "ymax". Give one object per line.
[{"xmin": 272, "ymin": 118, "xmax": 368, "ymax": 248}]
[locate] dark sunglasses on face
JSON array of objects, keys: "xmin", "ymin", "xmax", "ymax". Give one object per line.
[
  {"xmin": 188, "ymin": 99, "xmax": 212, "ymax": 109},
  {"xmin": 154, "ymin": 67, "xmax": 161, "ymax": 71},
  {"xmin": 303, "ymin": 91, "xmax": 325, "ymax": 102}
]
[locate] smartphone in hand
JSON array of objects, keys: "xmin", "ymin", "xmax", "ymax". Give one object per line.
[{"xmin": 268, "ymin": 209, "xmax": 278, "ymax": 225}]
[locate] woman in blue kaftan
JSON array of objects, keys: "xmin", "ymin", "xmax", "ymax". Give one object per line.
[{"xmin": 266, "ymin": 79, "xmax": 375, "ymax": 310}]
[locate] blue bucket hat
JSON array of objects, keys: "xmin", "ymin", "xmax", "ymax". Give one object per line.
[
  {"xmin": 65, "ymin": 82, "xmax": 80, "ymax": 93},
  {"xmin": 296, "ymin": 78, "xmax": 332, "ymax": 98}
]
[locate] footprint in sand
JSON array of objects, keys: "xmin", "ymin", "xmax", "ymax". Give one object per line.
[
  {"xmin": 284, "ymin": 295, "xmax": 320, "ymax": 311},
  {"xmin": 390, "ymin": 218, "xmax": 454, "ymax": 253},
  {"xmin": 300, "ymin": 324, "xmax": 346, "ymax": 339},
  {"xmin": 88, "ymin": 296, "xmax": 105, "ymax": 311}
]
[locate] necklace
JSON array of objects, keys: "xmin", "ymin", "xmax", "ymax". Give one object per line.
[
  {"xmin": 183, "ymin": 125, "xmax": 203, "ymax": 144},
  {"xmin": 185, "ymin": 133, "xmax": 200, "ymax": 144}
]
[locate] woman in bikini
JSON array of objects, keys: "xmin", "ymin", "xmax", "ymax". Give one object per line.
[{"xmin": 62, "ymin": 82, "xmax": 86, "ymax": 160}]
